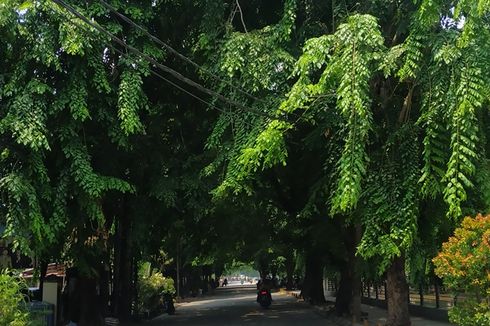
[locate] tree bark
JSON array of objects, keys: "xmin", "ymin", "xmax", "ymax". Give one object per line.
[
  {"xmin": 335, "ymin": 224, "xmax": 361, "ymax": 320},
  {"xmin": 285, "ymin": 251, "xmax": 294, "ymax": 290},
  {"xmin": 336, "ymin": 263, "xmax": 353, "ymax": 316},
  {"xmin": 113, "ymin": 199, "xmax": 133, "ymax": 321},
  {"xmin": 78, "ymin": 277, "xmax": 104, "ymax": 326},
  {"xmin": 419, "ymin": 283, "xmax": 424, "ymax": 306},
  {"xmin": 38, "ymin": 260, "xmax": 48, "ymax": 299},
  {"xmin": 386, "ymin": 255, "xmax": 411, "ymax": 326},
  {"xmin": 300, "ymin": 251, "xmax": 326, "ymax": 305},
  {"xmin": 350, "ymin": 225, "xmax": 362, "ymax": 321},
  {"xmin": 434, "ymin": 278, "xmax": 440, "ymax": 308}
]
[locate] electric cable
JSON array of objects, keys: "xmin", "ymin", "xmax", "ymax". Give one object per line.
[
  {"xmin": 51, "ymin": 0, "xmax": 283, "ymax": 122},
  {"xmin": 99, "ymin": 0, "xmax": 265, "ymax": 105},
  {"xmin": 53, "ymin": 8, "xmax": 259, "ymax": 129}
]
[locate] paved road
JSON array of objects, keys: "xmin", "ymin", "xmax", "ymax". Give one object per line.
[{"xmin": 149, "ymin": 286, "xmax": 330, "ymax": 325}]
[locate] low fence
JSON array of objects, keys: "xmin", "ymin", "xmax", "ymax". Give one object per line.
[
  {"xmin": 322, "ymin": 278, "xmax": 452, "ymax": 323},
  {"xmin": 361, "ymin": 297, "xmax": 449, "ymax": 323}
]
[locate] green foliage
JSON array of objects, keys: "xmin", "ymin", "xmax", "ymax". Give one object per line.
[
  {"xmin": 433, "ymin": 214, "xmax": 490, "ymax": 326},
  {"xmin": 397, "ymin": 0, "xmax": 441, "ymax": 81},
  {"xmin": 0, "ymin": 80, "xmax": 51, "ymax": 151},
  {"xmin": 204, "ymin": 0, "xmax": 300, "ymax": 197},
  {"xmin": 394, "ymin": 0, "xmax": 490, "ymax": 222},
  {"xmin": 443, "ymin": 49, "xmax": 485, "ymax": 218},
  {"xmin": 63, "ymin": 141, "xmax": 134, "ymax": 198},
  {"xmin": 238, "ymin": 14, "xmax": 385, "ymax": 213},
  {"xmin": 358, "ymin": 125, "xmax": 420, "ymax": 271},
  {"xmin": 329, "ymin": 14, "xmax": 385, "ymax": 213},
  {"xmin": 118, "ymin": 68, "xmax": 144, "ymax": 135},
  {"xmin": 138, "ymin": 267, "xmax": 175, "ymax": 313},
  {"xmin": 1, "ymin": 2, "xmax": 490, "ymax": 319},
  {"xmin": 238, "ymin": 120, "xmax": 290, "ymax": 173},
  {"xmin": 416, "ymin": 14, "xmax": 490, "ymax": 218},
  {"xmin": 418, "ymin": 61, "xmax": 452, "ymax": 199},
  {"xmin": 0, "ymin": 1, "xmax": 139, "ymax": 264},
  {"xmin": 475, "ymin": 159, "xmax": 490, "ymax": 212},
  {"xmin": 0, "ymin": 172, "xmax": 52, "ymax": 244},
  {"xmin": 271, "ymin": 0, "xmax": 297, "ymax": 44},
  {"xmin": 0, "ymin": 272, "xmax": 30, "ymax": 326},
  {"xmin": 448, "ymin": 304, "xmax": 490, "ymax": 326}
]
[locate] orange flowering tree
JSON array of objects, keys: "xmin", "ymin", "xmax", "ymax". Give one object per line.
[{"xmin": 433, "ymin": 214, "xmax": 490, "ymax": 326}]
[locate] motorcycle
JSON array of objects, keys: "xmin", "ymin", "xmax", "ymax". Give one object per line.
[
  {"xmin": 257, "ymin": 289, "xmax": 272, "ymax": 308},
  {"xmin": 162, "ymin": 293, "xmax": 175, "ymax": 315}
]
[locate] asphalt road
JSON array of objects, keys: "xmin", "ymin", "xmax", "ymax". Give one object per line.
[{"xmin": 148, "ymin": 286, "xmax": 331, "ymax": 325}]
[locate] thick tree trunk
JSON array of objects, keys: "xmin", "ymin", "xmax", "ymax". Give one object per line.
[
  {"xmin": 300, "ymin": 251, "xmax": 326, "ymax": 305},
  {"xmin": 113, "ymin": 201, "xmax": 133, "ymax": 321},
  {"xmin": 99, "ymin": 266, "xmax": 110, "ymax": 316},
  {"xmin": 78, "ymin": 277, "xmax": 104, "ymax": 326},
  {"xmin": 386, "ymin": 255, "xmax": 411, "ymax": 326},
  {"xmin": 335, "ymin": 263, "xmax": 353, "ymax": 316},
  {"xmin": 335, "ymin": 224, "xmax": 361, "ymax": 320}
]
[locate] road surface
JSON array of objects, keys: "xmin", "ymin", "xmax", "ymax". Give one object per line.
[{"xmin": 149, "ymin": 286, "xmax": 331, "ymax": 325}]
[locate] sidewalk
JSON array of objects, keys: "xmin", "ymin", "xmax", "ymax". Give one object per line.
[
  {"xmin": 286, "ymin": 291, "xmax": 453, "ymax": 326},
  {"xmin": 359, "ymin": 302, "xmax": 452, "ymax": 326}
]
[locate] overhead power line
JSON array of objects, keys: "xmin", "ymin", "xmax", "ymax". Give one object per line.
[
  {"xmin": 98, "ymin": 0, "xmax": 263, "ymax": 105},
  {"xmin": 50, "ymin": 0, "xmax": 282, "ymax": 121},
  {"xmin": 52, "ymin": 6, "xmax": 257, "ymax": 127}
]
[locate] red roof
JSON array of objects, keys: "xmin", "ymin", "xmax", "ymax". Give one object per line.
[{"xmin": 22, "ymin": 263, "xmax": 65, "ymax": 278}]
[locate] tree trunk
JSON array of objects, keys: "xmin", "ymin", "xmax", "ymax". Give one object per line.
[
  {"xmin": 176, "ymin": 240, "xmax": 181, "ymax": 298},
  {"xmin": 335, "ymin": 224, "xmax": 361, "ymax": 320},
  {"xmin": 113, "ymin": 200, "xmax": 133, "ymax": 321},
  {"xmin": 99, "ymin": 264, "xmax": 110, "ymax": 317},
  {"xmin": 78, "ymin": 277, "xmax": 104, "ymax": 326},
  {"xmin": 38, "ymin": 260, "xmax": 48, "ymax": 299},
  {"xmin": 300, "ymin": 251, "xmax": 326, "ymax": 305},
  {"xmin": 386, "ymin": 255, "xmax": 411, "ymax": 326},
  {"xmin": 434, "ymin": 278, "xmax": 440, "ymax": 308},
  {"xmin": 285, "ymin": 255, "xmax": 294, "ymax": 290},
  {"xmin": 350, "ymin": 225, "xmax": 362, "ymax": 321},
  {"xmin": 336, "ymin": 263, "xmax": 353, "ymax": 316},
  {"xmin": 419, "ymin": 283, "xmax": 424, "ymax": 306}
]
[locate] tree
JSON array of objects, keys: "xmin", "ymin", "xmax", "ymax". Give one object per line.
[
  {"xmin": 203, "ymin": 1, "xmax": 490, "ymax": 325},
  {"xmin": 0, "ymin": 0, "xmax": 215, "ymax": 321},
  {"xmin": 433, "ymin": 214, "xmax": 490, "ymax": 326},
  {"xmin": 1, "ymin": 1, "xmax": 489, "ymax": 324}
]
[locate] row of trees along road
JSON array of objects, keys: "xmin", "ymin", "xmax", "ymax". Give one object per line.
[{"xmin": 0, "ymin": 0, "xmax": 489, "ymax": 325}]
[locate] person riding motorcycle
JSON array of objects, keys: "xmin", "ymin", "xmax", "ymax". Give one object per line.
[{"xmin": 256, "ymin": 277, "xmax": 273, "ymax": 303}]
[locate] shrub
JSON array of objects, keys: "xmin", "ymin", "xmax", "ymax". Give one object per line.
[
  {"xmin": 433, "ymin": 214, "xmax": 490, "ymax": 326},
  {"xmin": 0, "ymin": 272, "xmax": 30, "ymax": 326},
  {"xmin": 138, "ymin": 271, "xmax": 175, "ymax": 313}
]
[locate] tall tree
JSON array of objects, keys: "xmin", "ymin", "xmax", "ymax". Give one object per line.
[{"xmin": 202, "ymin": 1, "xmax": 490, "ymax": 325}]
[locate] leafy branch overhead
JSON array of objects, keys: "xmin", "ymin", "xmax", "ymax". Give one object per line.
[{"xmin": 237, "ymin": 14, "xmax": 386, "ymax": 214}]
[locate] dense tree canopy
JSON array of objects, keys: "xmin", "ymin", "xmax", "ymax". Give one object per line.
[{"xmin": 0, "ymin": 0, "xmax": 489, "ymax": 325}]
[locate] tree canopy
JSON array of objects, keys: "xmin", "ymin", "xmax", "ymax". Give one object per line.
[{"xmin": 0, "ymin": 0, "xmax": 489, "ymax": 325}]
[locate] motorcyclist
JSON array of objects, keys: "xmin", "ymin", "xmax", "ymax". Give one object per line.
[{"xmin": 256, "ymin": 277, "xmax": 273, "ymax": 303}]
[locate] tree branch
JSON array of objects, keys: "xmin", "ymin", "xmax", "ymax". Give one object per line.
[{"xmin": 235, "ymin": 0, "xmax": 248, "ymax": 33}]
